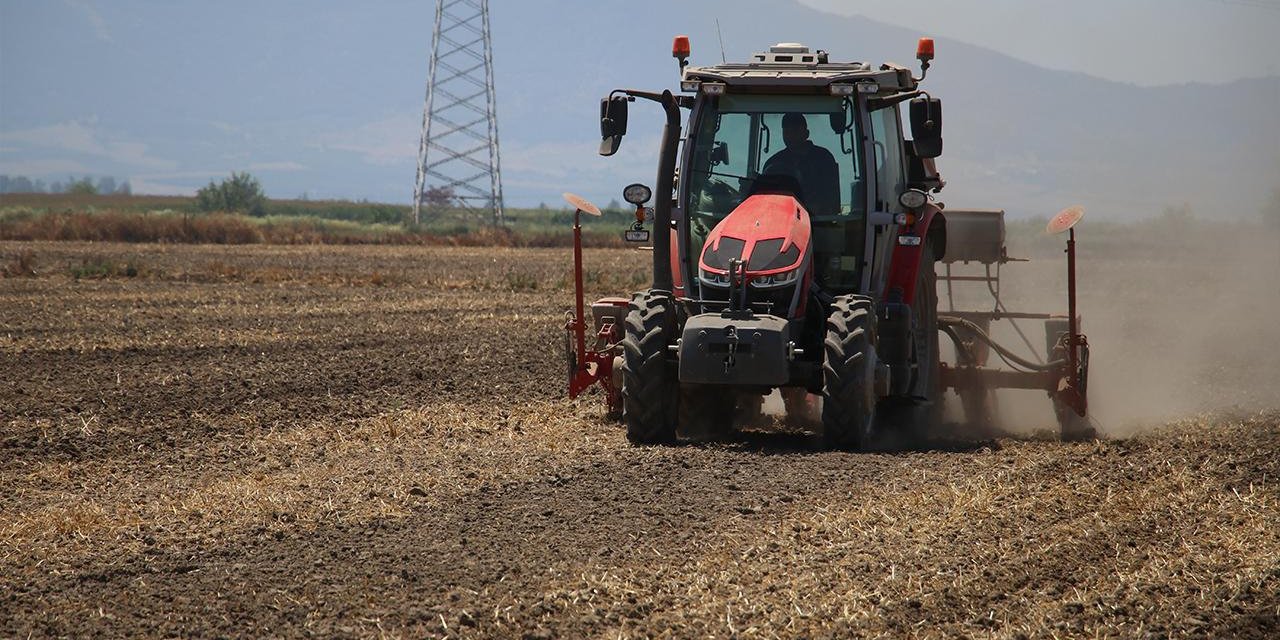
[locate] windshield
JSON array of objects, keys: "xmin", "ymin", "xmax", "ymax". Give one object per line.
[{"xmin": 684, "ymin": 94, "xmax": 868, "ymax": 292}]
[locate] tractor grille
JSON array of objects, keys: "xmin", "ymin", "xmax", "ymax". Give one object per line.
[{"xmin": 698, "ymin": 280, "xmax": 799, "ymax": 318}]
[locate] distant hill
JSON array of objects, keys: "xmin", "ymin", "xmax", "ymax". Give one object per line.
[
  {"xmin": 2, "ymin": 1, "xmax": 1274, "ymax": 220},
  {"xmin": 504, "ymin": 0, "xmax": 1278, "ymax": 220}
]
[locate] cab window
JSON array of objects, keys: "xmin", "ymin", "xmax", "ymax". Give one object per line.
[
  {"xmin": 870, "ymin": 106, "xmax": 906, "ymax": 212},
  {"xmin": 683, "ymin": 94, "xmax": 870, "ymax": 293}
]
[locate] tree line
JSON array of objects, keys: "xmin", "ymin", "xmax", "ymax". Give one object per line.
[{"xmin": 0, "ymin": 174, "xmax": 132, "ymax": 195}]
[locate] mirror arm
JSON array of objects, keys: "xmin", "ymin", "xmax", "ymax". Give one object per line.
[
  {"xmin": 867, "ymin": 90, "xmax": 923, "ymax": 112},
  {"xmin": 614, "ymin": 88, "xmax": 694, "ymax": 110},
  {"xmin": 614, "ymin": 89, "xmax": 662, "ymax": 104}
]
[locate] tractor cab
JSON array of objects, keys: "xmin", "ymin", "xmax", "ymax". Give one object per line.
[
  {"xmin": 673, "ymin": 44, "xmax": 950, "ymax": 399},
  {"xmin": 599, "ymin": 42, "xmax": 947, "ymax": 315},
  {"xmin": 678, "ymin": 43, "xmax": 940, "ymax": 306}
]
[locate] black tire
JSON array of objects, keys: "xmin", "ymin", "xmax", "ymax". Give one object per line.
[
  {"xmin": 822, "ymin": 295, "xmax": 877, "ymax": 450},
  {"xmin": 620, "ymin": 290, "xmax": 678, "ymax": 444},
  {"xmin": 679, "ymin": 384, "xmax": 734, "ymax": 441},
  {"xmin": 880, "ymin": 240, "xmax": 942, "ymax": 434}
]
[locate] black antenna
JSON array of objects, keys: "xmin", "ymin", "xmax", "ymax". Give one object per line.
[{"xmin": 715, "ymin": 18, "xmax": 727, "ymax": 63}]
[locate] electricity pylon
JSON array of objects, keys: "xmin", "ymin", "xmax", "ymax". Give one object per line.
[{"xmin": 412, "ymin": 0, "xmax": 504, "ymax": 225}]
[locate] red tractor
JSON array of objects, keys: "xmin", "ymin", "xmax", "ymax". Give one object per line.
[{"xmin": 565, "ymin": 37, "xmax": 1092, "ymax": 448}]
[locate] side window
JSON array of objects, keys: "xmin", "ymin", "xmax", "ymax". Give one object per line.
[
  {"xmin": 688, "ymin": 111, "xmax": 751, "ymax": 220},
  {"xmin": 803, "ymin": 113, "xmax": 853, "ymax": 214},
  {"xmin": 714, "ymin": 112, "xmax": 751, "ymax": 179},
  {"xmin": 870, "ymin": 106, "xmax": 906, "ymax": 211}
]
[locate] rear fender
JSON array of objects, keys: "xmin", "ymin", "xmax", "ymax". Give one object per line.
[{"xmin": 884, "ymin": 203, "xmax": 945, "ymax": 305}]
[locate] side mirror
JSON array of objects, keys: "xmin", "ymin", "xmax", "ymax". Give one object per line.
[
  {"xmin": 599, "ymin": 97, "xmax": 629, "ymax": 156},
  {"xmin": 909, "ymin": 97, "xmax": 943, "ymax": 158},
  {"xmin": 710, "ymin": 141, "xmax": 729, "ymax": 166}
]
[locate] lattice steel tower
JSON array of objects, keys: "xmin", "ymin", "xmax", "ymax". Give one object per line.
[{"xmin": 412, "ymin": 0, "xmax": 504, "ymax": 225}]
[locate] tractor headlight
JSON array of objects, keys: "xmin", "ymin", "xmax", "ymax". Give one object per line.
[
  {"xmin": 898, "ymin": 189, "xmax": 928, "ymax": 210},
  {"xmin": 698, "ymin": 268, "xmax": 731, "ymax": 288},
  {"xmin": 698, "ymin": 268, "xmax": 800, "ymax": 289},
  {"xmin": 749, "ymin": 269, "xmax": 800, "ymax": 289},
  {"xmin": 623, "ymin": 183, "xmax": 652, "ymax": 205}
]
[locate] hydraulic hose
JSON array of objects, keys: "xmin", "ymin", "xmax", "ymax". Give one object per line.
[{"xmin": 938, "ymin": 315, "xmax": 1065, "ymax": 372}]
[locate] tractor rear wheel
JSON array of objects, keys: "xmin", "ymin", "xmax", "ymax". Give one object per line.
[
  {"xmin": 879, "ymin": 240, "xmax": 942, "ymax": 434},
  {"xmin": 822, "ymin": 295, "xmax": 877, "ymax": 450},
  {"xmin": 620, "ymin": 290, "xmax": 679, "ymax": 444}
]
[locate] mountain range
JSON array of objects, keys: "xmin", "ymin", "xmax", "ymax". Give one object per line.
[{"xmin": 0, "ymin": 0, "xmax": 1275, "ymax": 220}]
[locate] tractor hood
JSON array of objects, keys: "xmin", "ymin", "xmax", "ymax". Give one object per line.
[{"xmin": 698, "ymin": 193, "xmax": 811, "ymax": 280}]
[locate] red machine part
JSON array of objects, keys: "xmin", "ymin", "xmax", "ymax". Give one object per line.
[
  {"xmin": 1046, "ymin": 204, "xmax": 1087, "ymax": 418},
  {"xmin": 566, "ymin": 297, "xmax": 629, "ymax": 416},
  {"xmin": 696, "ymin": 193, "xmax": 811, "ymax": 281},
  {"xmin": 564, "ymin": 192, "xmax": 627, "ymax": 416},
  {"xmin": 884, "ymin": 201, "xmax": 943, "ymax": 304}
]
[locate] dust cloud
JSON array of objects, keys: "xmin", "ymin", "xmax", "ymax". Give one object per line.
[
  {"xmin": 945, "ymin": 217, "xmax": 1280, "ymax": 436},
  {"xmin": 728, "ymin": 217, "xmax": 1280, "ymax": 437}
]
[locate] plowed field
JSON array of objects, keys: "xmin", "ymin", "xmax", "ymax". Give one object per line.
[{"xmin": 2, "ymin": 240, "xmax": 1277, "ymax": 638}]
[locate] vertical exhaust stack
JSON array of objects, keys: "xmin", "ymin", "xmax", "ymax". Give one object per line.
[
  {"xmin": 651, "ymin": 90, "xmax": 681, "ymax": 293},
  {"xmin": 651, "ymin": 35, "xmax": 692, "ymax": 293}
]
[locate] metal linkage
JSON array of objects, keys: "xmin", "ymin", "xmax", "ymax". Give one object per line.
[{"xmin": 412, "ymin": 0, "xmax": 505, "ymax": 226}]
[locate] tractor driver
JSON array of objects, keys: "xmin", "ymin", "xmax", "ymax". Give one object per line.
[{"xmin": 761, "ymin": 112, "xmax": 840, "ymax": 216}]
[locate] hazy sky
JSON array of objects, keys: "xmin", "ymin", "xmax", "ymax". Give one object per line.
[
  {"xmin": 0, "ymin": 0, "xmax": 1276, "ymax": 208},
  {"xmin": 799, "ymin": 0, "xmax": 1280, "ymax": 85}
]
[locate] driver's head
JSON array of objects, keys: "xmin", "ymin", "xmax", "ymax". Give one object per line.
[{"xmin": 781, "ymin": 112, "xmax": 809, "ymax": 148}]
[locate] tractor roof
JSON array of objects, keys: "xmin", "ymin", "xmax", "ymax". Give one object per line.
[{"xmin": 682, "ymin": 43, "xmax": 917, "ymax": 94}]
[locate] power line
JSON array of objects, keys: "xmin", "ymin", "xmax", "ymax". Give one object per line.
[{"xmin": 412, "ymin": 0, "xmax": 505, "ymax": 226}]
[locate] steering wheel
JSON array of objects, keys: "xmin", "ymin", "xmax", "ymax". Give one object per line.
[{"xmin": 706, "ymin": 176, "xmax": 739, "ymax": 201}]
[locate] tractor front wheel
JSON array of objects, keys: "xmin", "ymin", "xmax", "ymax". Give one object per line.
[
  {"xmin": 620, "ymin": 290, "xmax": 679, "ymax": 444},
  {"xmin": 822, "ymin": 295, "xmax": 877, "ymax": 450}
]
